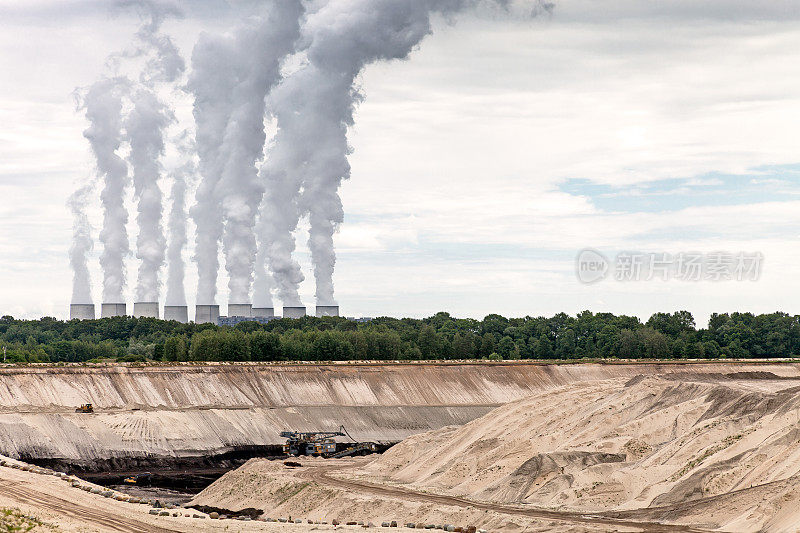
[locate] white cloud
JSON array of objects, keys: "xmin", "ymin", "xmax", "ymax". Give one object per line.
[{"xmin": 2, "ymin": 2, "xmax": 800, "ymax": 324}]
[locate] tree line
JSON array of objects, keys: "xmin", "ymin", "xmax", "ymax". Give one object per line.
[{"xmin": 1, "ymin": 310, "xmax": 799, "ymax": 363}]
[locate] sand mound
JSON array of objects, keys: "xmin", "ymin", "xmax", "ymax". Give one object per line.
[
  {"xmin": 2, "ymin": 362, "xmax": 799, "ymax": 464},
  {"xmin": 192, "ymin": 371, "xmax": 800, "ymax": 531},
  {"xmin": 354, "ymin": 373, "xmax": 800, "ymax": 529}
]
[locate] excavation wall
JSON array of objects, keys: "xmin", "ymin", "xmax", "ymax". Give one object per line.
[{"xmin": 0, "ymin": 361, "xmax": 798, "ymax": 465}]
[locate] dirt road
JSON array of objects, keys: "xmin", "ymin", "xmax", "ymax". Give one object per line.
[
  {"xmin": 0, "ymin": 480, "xmax": 180, "ymax": 533},
  {"xmin": 302, "ymin": 464, "xmax": 710, "ymax": 533}
]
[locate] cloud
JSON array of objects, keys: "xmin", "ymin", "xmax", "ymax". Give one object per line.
[{"xmin": 4, "ymin": 1, "xmax": 800, "ymax": 324}]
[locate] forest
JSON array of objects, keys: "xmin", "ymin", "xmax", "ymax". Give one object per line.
[{"xmin": 0, "ymin": 310, "xmax": 798, "ymax": 363}]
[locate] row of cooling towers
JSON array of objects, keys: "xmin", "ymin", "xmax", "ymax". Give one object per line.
[{"xmin": 69, "ymin": 302, "xmax": 339, "ymax": 323}]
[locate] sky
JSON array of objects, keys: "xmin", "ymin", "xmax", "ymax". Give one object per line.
[{"xmin": 2, "ymin": 0, "xmax": 800, "ymax": 326}]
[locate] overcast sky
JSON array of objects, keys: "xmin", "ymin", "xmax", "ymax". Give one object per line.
[{"xmin": 2, "ymin": 0, "xmax": 800, "ymax": 325}]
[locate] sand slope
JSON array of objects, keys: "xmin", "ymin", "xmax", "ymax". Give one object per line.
[
  {"xmin": 359, "ymin": 373, "xmax": 800, "ymax": 530},
  {"xmin": 194, "ymin": 371, "xmax": 800, "ymax": 532},
  {"xmin": 2, "ymin": 361, "xmax": 798, "ymax": 462}
]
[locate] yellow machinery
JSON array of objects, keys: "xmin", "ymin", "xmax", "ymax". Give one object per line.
[
  {"xmin": 123, "ymin": 473, "xmax": 152, "ymax": 485},
  {"xmin": 75, "ymin": 403, "xmax": 94, "ymax": 413},
  {"xmin": 279, "ymin": 426, "xmax": 377, "ymax": 458}
]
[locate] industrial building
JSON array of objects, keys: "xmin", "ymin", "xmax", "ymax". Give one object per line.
[
  {"xmin": 252, "ymin": 307, "xmax": 274, "ymax": 318},
  {"xmin": 228, "ymin": 303, "xmax": 252, "ymax": 317},
  {"xmin": 133, "ymin": 302, "xmax": 159, "ymax": 319},
  {"xmin": 316, "ymin": 305, "xmax": 339, "ymax": 317},
  {"xmin": 101, "ymin": 303, "xmax": 126, "ymax": 318},
  {"xmin": 217, "ymin": 315, "xmax": 278, "ymax": 327},
  {"xmin": 283, "ymin": 306, "xmax": 306, "ymax": 318},
  {"xmin": 69, "ymin": 304, "xmax": 95, "ymax": 320},
  {"xmin": 195, "ymin": 304, "xmax": 220, "ymax": 324},
  {"xmin": 163, "ymin": 305, "xmax": 188, "ymax": 323},
  {"xmin": 68, "ymin": 302, "xmax": 354, "ymax": 324}
]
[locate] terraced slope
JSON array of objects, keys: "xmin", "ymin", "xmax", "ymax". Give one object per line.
[{"xmin": 0, "ymin": 362, "xmax": 797, "ymax": 465}]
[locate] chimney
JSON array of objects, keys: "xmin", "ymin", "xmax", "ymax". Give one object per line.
[
  {"xmin": 228, "ymin": 303, "xmax": 252, "ymax": 317},
  {"xmin": 252, "ymin": 307, "xmax": 274, "ymax": 318},
  {"xmin": 195, "ymin": 304, "xmax": 220, "ymax": 324},
  {"xmin": 101, "ymin": 303, "xmax": 127, "ymax": 318},
  {"xmin": 70, "ymin": 304, "xmax": 96, "ymax": 320},
  {"xmin": 163, "ymin": 305, "xmax": 188, "ymax": 323},
  {"xmin": 133, "ymin": 302, "xmax": 159, "ymax": 319},
  {"xmin": 282, "ymin": 306, "xmax": 306, "ymax": 319},
  {"xmin": 315, "ymin": 305, "xmax": 339, "ymax": 317}
]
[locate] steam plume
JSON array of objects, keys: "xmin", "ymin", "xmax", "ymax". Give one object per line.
[
  {"xmin": 75, "ymin": 0, "xmax": 185, "ymax": 307},
  {"xmin": 252, "ymin": 243, "xmax": 275, "ymax": 309},
  {"xmin": 165, "ymin": 132, "xmax": 195, "ymax": 307},
  {"xmin": 265, "ymin": 0, "xmax": 476, "ymax": 306},
  {"xmin": 126, "ymin": 89, "xmax": 173, "ymax": 302},
  {"xmin": 190, "ymin": 1, "xmax": 304, "ymax": 305},
  {"xmin": 188, "ymin": 32, "xmax": 237, "ymax": 305},
  {"xmin": 68, "ymin": 183, "xmax": 94, "ymax": 305},
  {"xmin": 80, "ymin": 77, "xmax": 131, "ymax": 303},
  {"xmin": 124, "ymin": 1, "xmax": 185, "ymax": 303},
  {"xmin": 264, "ymin": 0, "xmax": 546, "ymax": 306}
]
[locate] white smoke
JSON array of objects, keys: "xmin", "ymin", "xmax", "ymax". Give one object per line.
[
  {"xmin": 190, "ymin": 1, "xmax": 305, "ymax": 306},
  {"xmin": 188, "ymin": 31, "xmax": 238, "ymax": 305},
  {"xmin": 165, "ymin": 131, "xmax": 195, "ymax": 307},
  {"xmin": 124, "ymin": 0, "xmax": 185, "ymax": 303},
  {"xmin": 252, "ymin": 242, "xmax": 275, "ymax": 309},
  {"xmin": 263, "ymin": 0, "xmax": 473, "ymax": 306},
  {"xmin": 80, "ymin": 77, "xmax": 131, "ymax": 304},
  {"xmin": 126, "ymin": 88, "xmax": 173, "ymax": 302},
  {"xmin": 263, "ymin": 0, "xmax": 547, "ymax": 307},
  {"xmin": 74, "ymin": 0, "xmax": 185, "ymax": 308},
  {"xmin": 68, "ymin": 183, "xmax": 95, "ymax": 305}
]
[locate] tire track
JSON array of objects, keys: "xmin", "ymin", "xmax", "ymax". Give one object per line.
[
  {"xmin": 303, "ymin": 466, "xmax": 710, "ymax": 532},
  {"xmin": 0, "ymin": 480, "xmax": 180, "ymax": 533}
]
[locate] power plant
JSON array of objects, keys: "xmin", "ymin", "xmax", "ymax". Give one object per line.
[
  {"xmin": 70, "ymin": 301, "xmax": 347, "ymax": 323},
  {"xmin": 195, "ymin": 304, "xmax": 220, "ymax": 324},
  {"xmin": 316, "ymin": 305, "xmax": 339, "ymax": 317},
  {"xmin": 68, "ymin": 0, "xmax": 391, "ymax": 327},
  {"xmin": 283, "ymin": 306, "xmax": 306, "ymax": 319},
  {"xmin": 133, "ymin": 302, "xmax": 159, "ymax": 319},
  {"xmin": 101, "ymin": 303, "xmax": 126, "ymax": 318},
  {"xmin": 228, "ymin": 303, "xmax": 252, "ymax": 317},
  {"xmin": 252, "ymin": 307, "xmax": 274, "ymax": 318},
  {"xmin": 163, "ymin": 305, "xmax": 188, "ymax": 323},
  {"xmin": 70, "ymin": 304, "xmax": 95, "ymax": 320}
]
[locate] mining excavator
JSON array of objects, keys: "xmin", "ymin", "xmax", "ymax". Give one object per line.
[
  {"xmin": 280, "ymin": 425, "xmax": 377, "ymax": 458},
  {"xmin": 75, "ymin": 403, "xmax": 93, "ymax": 413}
]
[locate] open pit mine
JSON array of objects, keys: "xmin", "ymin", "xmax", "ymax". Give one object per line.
[{"xmin": 3, "ymin": 361, "xmax": 800, "ymax": 531}]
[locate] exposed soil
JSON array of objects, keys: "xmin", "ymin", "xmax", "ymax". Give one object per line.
[{"xmin": 192, "ymin": 371, "xmax": 800, "ymax": 531}]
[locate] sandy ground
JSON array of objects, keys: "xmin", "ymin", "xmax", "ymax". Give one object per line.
[
  {"xmin": 1, "ymin": 361, "xmax": 799, "ymax": 464},
  {"xmin": 0, "ymin": 456, "xmax": 403, "ymax": 532},
  {"xmin": 193, "ymin": 371, "xmax": 800, "ymax": 532},
  {"xmin": 192, "ymin": 457, "xmax": 652, "ymax": 532}
]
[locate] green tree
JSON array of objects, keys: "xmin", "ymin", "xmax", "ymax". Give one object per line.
[
  {"xmin": 417, "ymin": 326, "xmax": 438, "ymax": 359},
  {"xmin": 534, "ymin": 334, "xmax": 554, "ymax": 359},
  {"xmin": 250, "ymin": 331, "xmax": 282, "ymax": 361},
  {"xmin": 556, "ymin": 329, "xmax": 576, "ymax": 359},
  {"xmin": 479, "ymin": 333, "xmax": 496, "ymax": 358},
  {"xmin": 497, "ymin": 336, "xmax": 519, "ymax": 359},
  {"xmin": 164, "ymin": 336, "xmax": 187, "ymax": 362}
]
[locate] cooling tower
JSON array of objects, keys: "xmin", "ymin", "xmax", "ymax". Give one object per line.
[
  {"xmin": 228, "ymin": 303, "xmax": 252, "ymax": 317},
  {"xmin": 163, "ymin": 305, "xmax": 188, "ymax": 323},
  {"xmin": 283, "ymin": 306, "xmax": 306, "ymax": 318},
  {"xmin": 316, "ymin": 305, "xmax": 339, "ymax": 317},
  {"xmin": 195, "ymin": 304, "xmax": 220, "ymax": 324},
  {"xmin": 252, "ymin": 307, "xmax": 274, "ymax": 318},
  {"xmin": 101, "ymin": 303, "xmax": 127, "ymax": 318},
  {"xmin": 133, "ymin": 302, "xmax": 159, "ymax": 319},
  {"xmin": 70, "ymin": 304, "xmax": 95, "ymax": 320}
]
